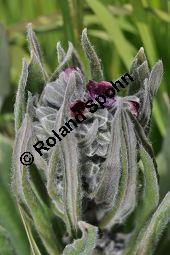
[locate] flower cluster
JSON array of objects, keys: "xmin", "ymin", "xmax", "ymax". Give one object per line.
[{"xmin": 12, "ymin": 24, "xmax": 170, "ymax": 255}]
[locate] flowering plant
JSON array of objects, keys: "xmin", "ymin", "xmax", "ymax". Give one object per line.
[{"xmin": 12, "ymin": 24, "xmax": 170, "ymax": 255}]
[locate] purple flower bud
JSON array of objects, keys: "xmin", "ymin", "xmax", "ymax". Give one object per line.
[
  {"xmin": 127, "ymin": 100, "xmax": 140, "ymax": 117},
  {"xmin": 86, "ymin": 80, "xmax": 116, "ymax": 107},
  {"xmin": 70, "ymin": 99, "xmax": 86, "ymax": 117},
  {"xmin": 63, "ymin": 67, "xmax": 80, "ymax": 81}
]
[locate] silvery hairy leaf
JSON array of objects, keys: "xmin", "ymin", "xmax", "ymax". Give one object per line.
[
  {"xmin": 27, "ymin": 23, "xmax": 48, "ymax": 82},
  {"xmin": 124, "ymin": 113, "xmax": 159, "ymax": 254},
  {"xmin": 132, "ymin": 192, "xmax": 170, "ymax": 255},
  {"xmin": 22, "ymin": 166, "xmax": 62, "ymax": 255},
  {"xmin": 98, "ymin": 106, "xmax": 138, "ymax": 229},
  {"xmin": 129, "ymin": 47, "xmax": 149, "ymax": 95},
  {"xmin": 14, "ymin": 59, "xmax": 28, "ymax": 132},
  {"xmin": 50, "ymin": 42, "xmax": 74, "ymax": 81},
  {"xmin": 11, "ymin": 113, "xmax": 32, "ymax": 201},
  {"xmin": 57, "ymin": 42, "xmax": 66, "ymax": 64},
  {"xmin": 53, "ymin": 72, "xmax": 81, "ymax": 237},
  {"xmin": 129, "ymin": 47, "xmax": 163, "ymax": 134},
  {"xmin": 81, "ymin": 28, "xmax": 104, "ymax": 81},
  {"xmin": 62, "ymin": 221, "xmax": 98, "ymax": 255}
]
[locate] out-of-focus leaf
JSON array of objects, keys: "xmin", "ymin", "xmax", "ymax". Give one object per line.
[
  {"xmin": 86, "ymin": 0, "xmax": 136, "ymax": 68},
  {"xmin": 147, "ymin": 7, "xmax": 170, "ymax": 23},
  {"xmin": 108, "ymin": 4, "xmax": 133, "ymax": 16},
  {"xmin": 0, "ymin": 183, "xmax": 30, "ymax": 255},
  {"xmin": 157, "ymin": 114, "xmax": 170, "ymax": 198},
  {"xmin": 0, "ymin": 24, "xmax": 10, "ymax": 110},
  {"xmin": 0, "ymin": 225, "xmax": 15, "ymax": 255},
  {"xmin": 63, "ymin": 221, "xmax": 98, "ymax": 255},
  {"xmin": 0, "ymin": 134, "xmax": 30, "ymax": 254},
  {"xmin": 0, "ymin": 134, "xmax": 12, "ymax": 189}
]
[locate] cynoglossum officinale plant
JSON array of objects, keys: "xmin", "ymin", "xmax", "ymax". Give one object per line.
[{"xmin": 12, "ymin": 24, "xmax": 170, "ymax": 255}]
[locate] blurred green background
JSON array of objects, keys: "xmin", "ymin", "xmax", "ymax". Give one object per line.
[{"xmin": 0, "ymin": 0, "xmax": 170, "ymax": 254}]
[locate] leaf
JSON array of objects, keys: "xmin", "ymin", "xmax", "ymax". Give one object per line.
[
  {"xmin": 0, "ymin": 134, "xmax": 12, "ymax": 189},
  {"xmin": 0, "ymin": 23, "xmax": 10, "ymax": 110},
  {"xmin": 0, "ymin": 183, "xmax": 30, "ymax": 255},
  {"xmin": 149, "ymin": 60, "xmax": 163, "ymax": 97},
  {"xmin": 85, "ymin": 0, "xmax": 136, "ymax": 68},
  {"xmin": 27, "ymin": 23, "xmax": 48, "ymax": 81},
  {"xmin": 0, "ymin": 225, "xmax": 15, "ymax": 255},
  {"xmin": 57, "ymin": 42, "xmax": 66, "ymax": 64},
  {"xmin": 47, "ymin": 143, "xmax": 65, "ymax": 219},
  {"xmin": 124, "ymin": 130, "xmax": 159, "ymax": 254},
  {"xmin": 63, "ymin": 221, "xmax": 98, "ymax": 255},
  {"xmin": 133, "ymin": 192, "xmax": 170, "ymax": 255},
  {"xmin": 26, "ymin": 24, "xmax": 48, "ymax": 95},
  {"xmin": 57, "ymin": 0, "xmax": 76, "ymax": 44},
  {"xmin": 11, "ymin": 113, "xmax": 32, "ymax": 201},
  {"xmin": 81, "ymin": 28, "xmax": 104, "ymax": 81},
  {"xmin": 147, "ymin": 7, "xmax": 170, "ymax": 23},
  {"xmin": 100, "ymin": 110, "xmax": 138, "ymax": 228},
  {"xmin": 95, "ymin": 109, "xmax": 122, "ymax": 207},
  {"xmin": 50, "ymin": 42, "xmax": 73, "ymax": 81},
  {"xmin": 18, "ymin": 205, "xmax": 41, "ymax": 255},
  {"xmin": 53, "ymin": 72, "xmax": 81, "ymax": 237},
  {"xmin": 14, "ymin": 58, "xmax": 28, "ymax": 132},
  {"xmin": 0, "ymin": 133, "xmax": 30, "ymax": 255},
  {"xmin": 22, "ymin": 167, "xmax": 61, "ymax": 255}
]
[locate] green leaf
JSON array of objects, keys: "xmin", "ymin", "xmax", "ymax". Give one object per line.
[
  {"xmin": 0, "ymin": 225, "xmax": 15, "ymax": 255},
  {"xmin": 0, "ymin": 24, "xmax": 10, "ymax": 110},
  {"xmin": 27, "ymin": 23, "xmax": 48, "ymax": 80},
  {"xmin": 14, "ymin": 58, "xmax": 28, "ymax": 132},
  {"xmin": 22, "ymin": 166, "xmax": 61, "ymax": 255},
  {"xmin": 18, "ymin": 205, "xmax": 41, "ymax": 255},
  {"xmin": 124, "ymin": 136, "xmax": 159, "ymax": 254},
  {"xmin": 0, "ymin": 184, "xmax": 30, "ymax": 255},
  {"xmin": 63, "ymin": 221, "xmax": 98, "ymax": 255},
  {"xmin": 26, "ymin": 24, "xmax": 48, "ymax": 94},
  {"xmin": 81, "ymin": 28, "xmax": 104, "ymax": 81},
  {"xmin": 0, "ymin": 134, "xmax": 30, "ymax": 255},
  {"xmin": 133, "ymin": 192, "xmax": 170, "ymax": 255},
  {"xmin": 50, "ymin": 42, "xmax": 73, "ymax": 81},
  {"xmin": 0, "ymin": 135, "xmax": 12, "ymax": 189},
  {"xmin": 85, "ymin": 0, "xmax": 136, "ymax": 68}
]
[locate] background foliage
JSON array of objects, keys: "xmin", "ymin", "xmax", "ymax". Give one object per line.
[{"xmin": 0, "ymin": 0, "xmax": 170, "ymax": 254}]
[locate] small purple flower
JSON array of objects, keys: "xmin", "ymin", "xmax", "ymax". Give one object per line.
[
  {"xmin": 70, "ymin": 99, "xmax": 87, "ymax": 117},
  {"xmin": 86, "ymin": 80, "xmax": 116, "ymax": 107}
]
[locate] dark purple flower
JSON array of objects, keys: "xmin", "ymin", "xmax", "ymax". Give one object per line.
[
  {"xmin": 70, "ymin": 99, "xmax": 86, "ymax": 117},
  {"xmin": 86, "ymin": 80, "xmax": 116, "ymax": 107}
]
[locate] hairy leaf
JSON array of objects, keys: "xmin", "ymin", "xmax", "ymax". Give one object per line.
[
  {"xmin": 63, "ymin": 221, "xmax": 98, "ymax": 255},
  {"xmin": 81, "ymin": 28, "xmax": 103, "ymax": 81},
  {"xmin": 133, "ymin": 192, "xmax": 170, "ymax": 255}
]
